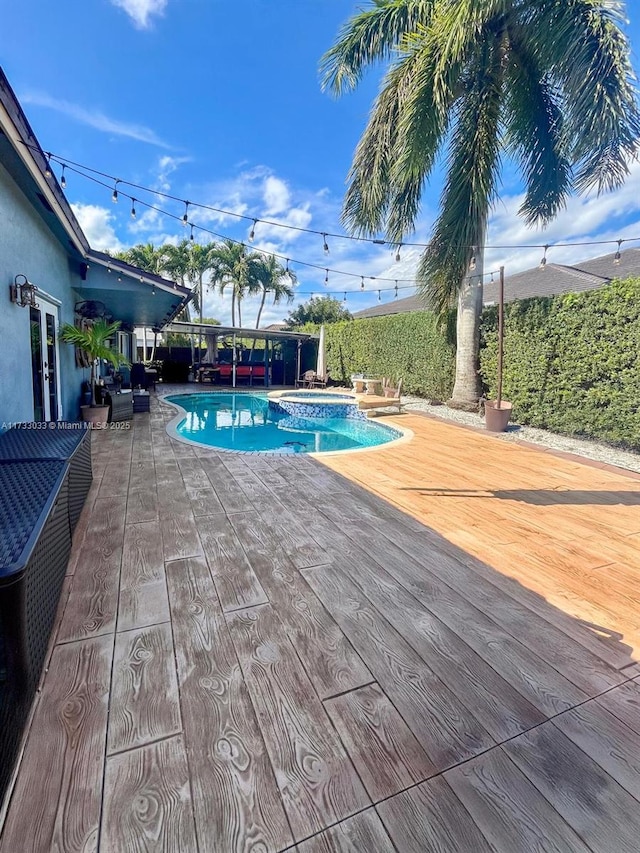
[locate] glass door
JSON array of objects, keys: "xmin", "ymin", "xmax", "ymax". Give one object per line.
[
  {"xmin": 30, "ymin": 307, "xmax": 44, "ymax": 421},
  {"xmin": 30, "ymin": 296, "xmax": 62, "ymax": 421}
]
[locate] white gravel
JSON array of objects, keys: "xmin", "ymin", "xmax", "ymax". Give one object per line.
[{"xmin": 401, "ymin": 396, "xmax": 640, "ymax": 474}]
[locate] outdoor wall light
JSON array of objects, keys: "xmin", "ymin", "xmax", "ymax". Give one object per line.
[{"xmin": 10, "ymin": 274, "xmax": 39, "ymax": 308}]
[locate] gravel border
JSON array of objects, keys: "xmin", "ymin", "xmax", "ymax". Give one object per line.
[{"xmin": 400, "ymin": 395, "xmax": 640, "ymax": 474}]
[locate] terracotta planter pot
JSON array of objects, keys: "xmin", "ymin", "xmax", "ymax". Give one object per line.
[
  {"xmin": 484, "ymin": 400, "xmax": 512, "ymax": 432},
  {"xmin": 80, "ymin": 405, "xmax": 109, "ymax": 429}
]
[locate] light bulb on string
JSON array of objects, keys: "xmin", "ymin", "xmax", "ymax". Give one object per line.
[
  {"xmin": 285, "ymin": 258, "xmax": 290, "ymax": 276},
  {"xmin": 614, "ymin": 239, "xmax": 623, "ymax": 264},
  {"xmin": 343, "ymin": 292, "xmax": 347, "ymax": 303},
  {"xmin": 378, "ymin": 290, "xmax": 381, "ymax": 301},
  {"xmin": 182, "ymin": 201, "xmax": 190, "ymax": 227},
  {"xmin": 394, "ymin": 281, "xmax": 398, "ymax": 298},
  {"xmin": 60, "ymin": 164, "xmax": 67, "ymax": 189},
  {"xmin": 360, "ymin": 276, "xmax": 365, "ymax": 291},
  {"xmin": 112, "ymin": 180, "xmax": 120, "ymax": 203},
  {"xmin": 395, "ymin": 244, "xmax": 402, "ymax": 263},
  {"xmin": 325, "ymin": 269, "xmax": 329, "ymax": 284},
  {"xmin": 490, "ymin": 271, "xmax": 495, "ymax": 284},
  {"xmin": 322, "ymin": 233, "xmax": 329, "ymax": 255},
  {"xmin": 152, "ymin": 284, "xmax": 156, "ymax": 296},
  {"xmin": 540, "ymin": 245, "xmax": 549, "ymax": 269},
  {"xmin": 44, "ymin": 153, "xmax": 52, "ymax": 178},
  {"xmin": 249, "ymin": 219, "xmax": 257, "ymax": 242},
  {"xmin": 130, "ymin": 198, "xmax": 137, "ymax": 218},
  {"xmin": 190, "ymin": 224, "xmax": 195, "ymax": 242},
  {"xmin": 469, "ymin": 247, "xmax": 477, "ymax": 271}
]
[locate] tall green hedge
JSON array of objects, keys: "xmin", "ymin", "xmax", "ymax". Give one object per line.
[
  {"xmin": 480, "ymin": 278, "xmax": 640, "ymax": 449},
  {"xmin": 322, "ymin": 278, "xmax": 640, "ymax": 450},
  {"xmin": 326, "ymin": 312, "xmax": 455, "ymax": 400}
]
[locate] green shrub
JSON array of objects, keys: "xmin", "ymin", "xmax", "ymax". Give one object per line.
[
  {"xmin": 325, "ymin": 312, "xmax": 455, "ymax": 400},
  {"xmin": 480, "ymin": 278, "xmax": 640, "ymax": 449}
]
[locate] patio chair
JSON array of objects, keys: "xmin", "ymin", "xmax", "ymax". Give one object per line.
[{"xmin": 296, "ymin": 370, "xmax": 318, "ymax": 388}]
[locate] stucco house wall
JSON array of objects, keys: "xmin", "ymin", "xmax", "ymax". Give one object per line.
[{"xmin": 0, "ymin": 160, "xmax": 83, "ymax": 424}]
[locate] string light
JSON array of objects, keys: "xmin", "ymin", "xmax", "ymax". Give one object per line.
[
  {"xmin": 151, "ymin": 284, "xmax": 156, "ymax": 296},
  {"xmin": 44, "ymin": 153, "xmax": 52, "ymax": 178},
  {"xmin": 325, "ymin": 269, "xmax": 329, "ymax": 284},
  {"xmin": 378, "ymin": 290, "xmax": 381, "ymax": 301},
  {"xmin": 190, "ymin": 224, "xmax": 195, "ymax": 242},
  {"xmin": 33, "ymin": 148, "xmax": 622, "ymax": 297},
  {"xmin": 182, "ymin": 201, "xmax": 189, "ymax": 227},
  {"xmin": 395, "ymin": 244, "xmax": 402, "ymax": 263},
  {"xmin": 343, "ymin": 292, "xmax": 347, "ymax": 303},
  {"xmin": 249, "ymin": 219, "xmax": 257, "ymax": 242},
  {"xmin": 60, "ymin": 164, "xmax": 67, "ymax": 189},
  {"xmin": 614, "ymin": 239, "xmax": 623, "ymax": 264},
  {"xmin": 322, "ymin": 233, "xmax": 329, "ymax": 255},
  {"xmin": 490, "ymin": 271, "xmax": 494, "ymax": 283},
  {"xmin": 540, "ymin": 244, "xmax": 549, "ymax": 269},
  {"xmin": 469, "ymin": 248, "xmax": 477, "ymax": 271},
  {"xmin": 27, "ymin": 146, "xmax": 640, "ymax": 260}
]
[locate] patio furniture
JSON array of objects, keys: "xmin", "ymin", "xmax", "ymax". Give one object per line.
[
  {"xmin": 133, "ymin": 390, "xmax": 150, "ymax": 413},
  {"xmin": 357, "ymin": 378, "xmax": 403, "ymax": 413},
  {"xmin": 296, "ymin": 370, "xmax": 327, "ymax": 389},
  {"xmin": 0, "ymin": 423, "xmax": 92, "ymax": 533},
  {"xmin": 104, "ymin": 390, "xmax": 133, "ymax": 423},
  {"xmin": 0, "ymin": 460, "xmax": 72, "ymax": 803}
]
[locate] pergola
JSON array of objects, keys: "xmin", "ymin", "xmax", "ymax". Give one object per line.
[{"xmin": 163, "ymin": 321, "xmax": 319, "ymax": 387}]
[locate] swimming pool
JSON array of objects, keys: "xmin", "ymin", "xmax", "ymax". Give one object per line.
[{"xmin": 164, "ymin": 392, "xmax": 406, "ymax": 454}]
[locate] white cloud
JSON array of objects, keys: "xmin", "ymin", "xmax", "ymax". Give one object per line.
[
  {"xmin": 110, "ymin": 0, "xmax": 168, "ymax": 28},
  {"xmin": 263, "ymin": 176, "xmax": 291, "ymax": 214},
  {"xmin": 21, "ymin": 92, "xmax": 171, "ymax": 148},
  {"xmin": 156, "ymin": 155, "xmax": 191, "ymax": 191},
  {"xmin": 71, "ymin": 203, "xmax": 124, "ymax": 252}
]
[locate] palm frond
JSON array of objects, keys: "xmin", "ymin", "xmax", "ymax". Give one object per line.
[
  {"xmin": 530, "ymin": 0, "xmax": 640, "ymax": 193},
  {"xmin": 504, "ymin": 32, "xmax": 572, "ymax": 225},
  {"xmin": 320, "ymin": 0, "xmax": 436, "ymax": 95},
  {"xmin": 419, "ymin": 36, "xmax": 504, "ymax": 319}
]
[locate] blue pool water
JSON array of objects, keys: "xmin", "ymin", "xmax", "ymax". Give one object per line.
[{"xmin": 165, "ymin": 393, "xmax": 401, "ymax": 454}]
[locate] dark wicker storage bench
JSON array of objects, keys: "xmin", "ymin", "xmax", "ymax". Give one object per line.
[
  {"xmin": 0, "ymin": 423, "xmax": 92, "ymax": 533},
  {"xmin": 0, "ymin": 460, "xmax": 72, "ymax": 803}
]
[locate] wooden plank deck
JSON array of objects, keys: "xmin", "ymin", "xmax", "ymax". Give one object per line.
[{"xmin": 2, "ymin": 393, "xmax": 640, "ymax": 852}]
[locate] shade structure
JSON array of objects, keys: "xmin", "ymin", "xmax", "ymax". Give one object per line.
[{"xmin": 316, "ymin": 325, "xmax": 326, "ymax": 379}]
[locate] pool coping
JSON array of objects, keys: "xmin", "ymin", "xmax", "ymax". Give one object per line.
[{"xmin": 160, "ymin": 391, "xmax": 414, "ymax": 456}]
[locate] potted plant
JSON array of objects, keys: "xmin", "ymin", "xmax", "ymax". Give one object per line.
[{"xmin": 60, "ymin": 319, "xmax": 129, "ymax": 426}]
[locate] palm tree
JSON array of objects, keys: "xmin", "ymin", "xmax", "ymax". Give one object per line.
[
  {"xmin": 322, "ymin": 0, "xmax": 640, "ymax": 407},
  {"xmin": 114, "ymin": 243, "xmax": 168, "ymax": 276},
  {"xmin": 60, "ymin": 320, "xmax": 128, "ymax": 407},
  {"xmin": 254, "ymin": 255, "xmax": 296, "ymax": 329},
  {"xmin": 209, "ymin": 239, "xmax": 261, "ymax": 327}
]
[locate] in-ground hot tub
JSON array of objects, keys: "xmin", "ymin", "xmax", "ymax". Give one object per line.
[{"xmin": 267, "ymin": 389, "xmax": 365, "ymax": 420}]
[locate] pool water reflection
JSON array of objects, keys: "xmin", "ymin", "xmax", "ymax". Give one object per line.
[{"xmin": 165, "ymin": 393, "xmax": 402, "ymax": 454}]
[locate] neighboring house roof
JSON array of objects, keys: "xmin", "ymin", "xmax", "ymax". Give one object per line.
[
  {"xmin": 352, "ymin": 248, "xmax": 640, "ymax": 318},
  {"xmin": 0, "ymin": 66, "xmax": 190, "ymax": 329},
  {"xmin": 262, "ymin": 322, "xmax": 287, "ymax": 331},
  {"xmin": 352, "ymin": 293, "xmax": 429, "ymax": 319}
]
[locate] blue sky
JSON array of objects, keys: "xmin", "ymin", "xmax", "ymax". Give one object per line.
[{"xmin": 3, "ymin": 0, "xmax": 640, "ymax": 327}]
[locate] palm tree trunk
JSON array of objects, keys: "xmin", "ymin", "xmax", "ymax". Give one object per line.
[
  {"xmin": 238, "ymin": 298, "xmax": 242, "ymax": 329},
  {"xmin": 231, "ymin": 290, "xmax": 236, "ymax": 327},
  {"xmin": 449, "ymin": 250, "xmax": 484, "ymax": 410},
  {"xmin": 255, "ymin": 287, "xmax": 267, "ymax": 329}
]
